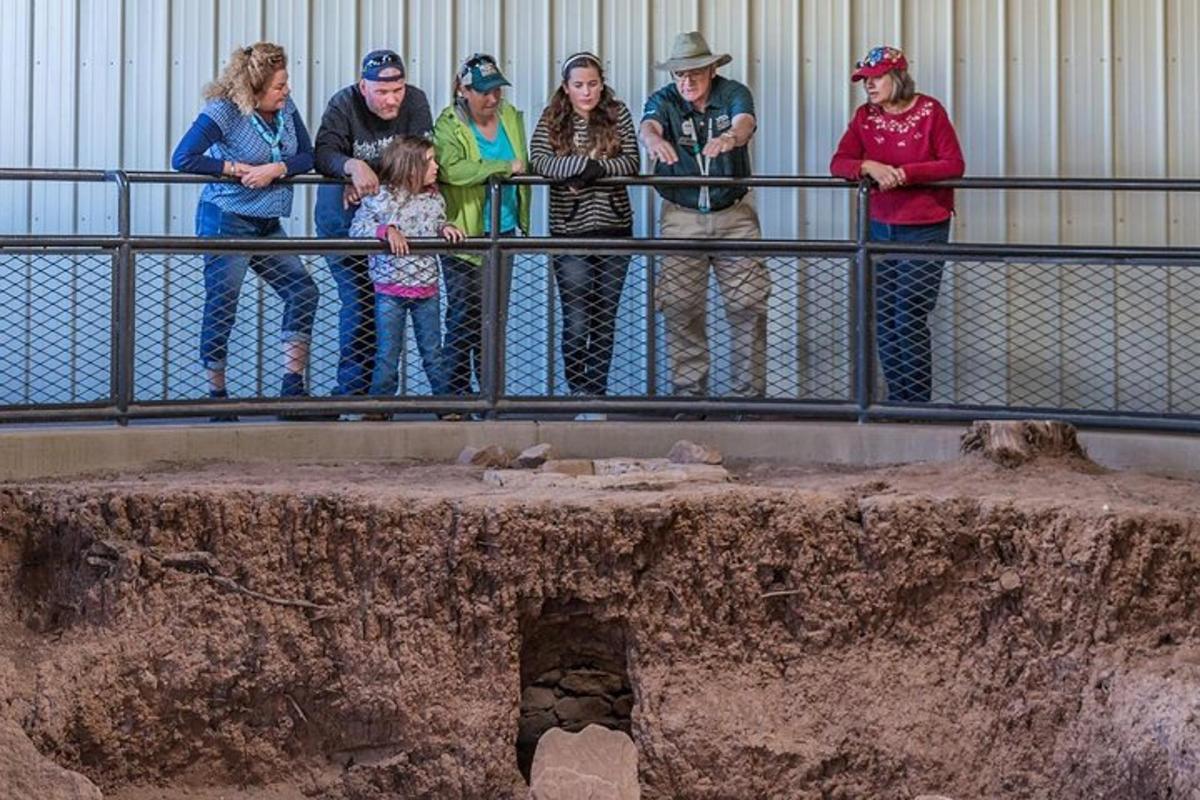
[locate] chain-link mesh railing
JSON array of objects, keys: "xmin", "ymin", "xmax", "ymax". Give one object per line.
[
  {"xmin": 3, "ymin": 169, "xmax": 1200, "ymax": 429},
  {"xmin": 133, "ymin": 249, "xmax": 481, "ymax": 408},
  {"xmin": 888, "ymin": 256, "xmax": 1200, "ymax": 415},
  {"xmin": 503, "ymin": 252, "xmax": 853, "ymax": 404},
  {"xmin": 0, "ymin": 251, "xmax": 113, "ymax": 407}
]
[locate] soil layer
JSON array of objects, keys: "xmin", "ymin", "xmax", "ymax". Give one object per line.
[{"xmin": 1, "ymin": 456, "xmax": 1198, "ymax": 799}]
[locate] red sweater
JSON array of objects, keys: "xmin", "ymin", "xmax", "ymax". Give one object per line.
[{"xmin": 830, "ymin": 95, "xmax": 965, "ymax": 225}]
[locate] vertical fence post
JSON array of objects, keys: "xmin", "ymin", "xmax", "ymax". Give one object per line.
[
  {"xmin": 482, "ymin": 177, "xmax": 504, "ymax": 418},
  {"xmin": 853, "ymin": 179, "xmax": 873, "ymax": 423},
  {"xmin": 106, "ymin": 171, "xmax": 134, "ymax": 426}
]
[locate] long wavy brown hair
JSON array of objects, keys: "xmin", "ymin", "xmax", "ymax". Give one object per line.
[
  {"xmin": 204, "ymin": 42, "xmax": 288, "ymax": 115},
  {"xmin": 544, "ymin": 55, "xmax": 621, "ymax": 157}
]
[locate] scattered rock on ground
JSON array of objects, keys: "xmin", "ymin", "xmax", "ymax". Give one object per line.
[
  {"xmin": 529, "ymin": 724, "xmax": 640, "ymax": 800},
  {"xmin": 517, "ymin": 443, "xmax": 555, "ymax": 469},
  {"xmin": 458, "ymin": 444, "xmax": 512, "ymax": 468},
  {"xmin": 0, "ymin": 720, "xmax": 103, "ymax": 800},
  {"xmin": 667, "ymin": 440, "xmax": 723, "ymax": 465},
  {"xmin": 540, "ymin": 459, "xmax": 596, "ymax": 477},
  {"xmin": 960, "ymin": 420, "xmax": 1088, "ymax": 467}
]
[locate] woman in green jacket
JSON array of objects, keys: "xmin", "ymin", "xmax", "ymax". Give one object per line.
[{"xmin": 433, "ymin": 53, "xmax": 531, "ymax": 396}]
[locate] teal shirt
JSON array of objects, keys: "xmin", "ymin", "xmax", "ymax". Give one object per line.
[
  {"xmin": 469, "ymin": 120, "xmax": 519, "ymax": 234},
  {"xmin": 641, "ymin": 75, "xmax": 756, "ymax": 211}
]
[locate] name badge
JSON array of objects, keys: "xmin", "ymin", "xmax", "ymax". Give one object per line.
[{"xmin": 678, "ymin": 118, "xmax": 698, "ymax": 148}]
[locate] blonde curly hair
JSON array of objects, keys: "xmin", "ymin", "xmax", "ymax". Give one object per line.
[{"xmin": 204, "ymin": 42, "xmax": 288, "ymax": 115}]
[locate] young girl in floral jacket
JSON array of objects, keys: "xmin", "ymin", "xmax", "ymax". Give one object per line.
[{"xmin": 350, "ymin": 136, "xmax": 464, "ymax": 414}]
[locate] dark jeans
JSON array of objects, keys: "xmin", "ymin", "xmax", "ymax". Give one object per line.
[
  {"xmin": 870, "ymin": 218, "xmax": 951, "ymax": 403},
  {"xmin": 316, "ymin": 201, "xmax": 374, "ymax": 396},
  {"xmin": 370, "ymin": 293, "xmax": 448, "ymax": 397},
  {"xmin": 553, "ymin": 250, "xmax": 630, "ymax": 395},
  {"xmin": 441, "ymin": 252, "xmax": 512, "ymax": 396},
  {"xmin": 195, "ymin": 202, "xmax": 318, "ymax": 371}
]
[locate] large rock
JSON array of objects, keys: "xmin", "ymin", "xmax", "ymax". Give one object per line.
[
  {"xmin": 517, "ymin": 443, "xmax": 555, "ymax": 469},
  {"xmin": 960, "ymin": 420, "xmax": 1088, "ymax": 467},
  {"xmin": 458, "ymin": 444, "xmax": 513, "ymax": 468},
  {"xmin": 667, "ymin": 440, "xmax": 723, "ymax": 465},
  {"xmin": 529, "ymin": 724, "xmax": 640, "ymax": 800},
  {"xmin": 0, "ymin": 720, "xmax": 103, "ymax": 800}
]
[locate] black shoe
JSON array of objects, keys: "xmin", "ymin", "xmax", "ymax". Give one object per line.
[
  {"xmin": 208, "ymin": 389, "xmax": 238, "ymax": 423},
  {"xmin": 672, "ymin": 411, "xmax": 707, "ymax": 421},
  {"xmin": 277, "ymin": 373, "xmax": 338, "ymax": 421}
]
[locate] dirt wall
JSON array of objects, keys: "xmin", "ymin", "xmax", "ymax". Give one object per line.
[{"xmin": 0, "ymin": 459, "xmax": 1197, "ymax": 798}]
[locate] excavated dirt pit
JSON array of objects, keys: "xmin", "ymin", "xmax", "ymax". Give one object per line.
[{"xmin": 2, "ymin": 449, "xmax": 1200, "ymax": 799}]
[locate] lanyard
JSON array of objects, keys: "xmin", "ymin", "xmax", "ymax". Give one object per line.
[
  {"xmin": 691, "ymin": 116, "xmax": 712, "ymax": 213},
  {"xmin": 249, "ymin": 111, "xmax": 285, "ymax": 163}
]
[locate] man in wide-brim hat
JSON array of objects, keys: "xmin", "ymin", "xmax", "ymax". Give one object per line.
[{"xmin": 640, "ymin": 31, "xmax": 770, "ymax": 406}]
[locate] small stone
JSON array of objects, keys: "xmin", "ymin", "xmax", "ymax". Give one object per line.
[
  {"xmin": 540, "ymin": 459, "xmax": 596, "ymax": 476},
  {"xmin": 559, "ymin": 669, "xmax": 625, "ymax": 696},
  {"xmin": 914, "ymin": 795, "xmax": 958, "ymax": 800},
  {"xmin": 611, "ymin": 694, "xmax": 634, "ymax": 717},
  {"xmin": 536, "ymin": 669, "xmax": 564, "ymax": 686},
  {"xmin": 522, "ymin": 686, "xmax": 557, "ymax": 711},
  {"xmin": 464, "ymin": 444, "xmax": 511, "ymax": 468},
  {"xmin": 667, "ymin": 440, "xmax": 723, "ymax": 465},
  {"xmin": 999, "ymin": 571, "xmax": 1022, "ymax": 592},
  {"xmin": 529, "ymin": 724, "xmax": 640, "ymax": 800},
  {"xmin": 518, "ymin": 709, "xmax": 557, "ymax": 745},
  {"xmin": 516, "ymin": 442, "xmax": 554, "ymax": 469},
  {"xmin": 555, "ymin": 695, "xmax": 612, "ymax": 724}
]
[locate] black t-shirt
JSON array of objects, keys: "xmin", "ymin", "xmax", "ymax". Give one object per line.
[{"xmin": 313, "ymin": 83, "xmax": 433, "ymax": 229}]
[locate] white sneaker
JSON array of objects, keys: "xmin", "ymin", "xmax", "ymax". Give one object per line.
[{"xmin": 574, "ymin": 412, "xmax": 607, "ymax": 421}]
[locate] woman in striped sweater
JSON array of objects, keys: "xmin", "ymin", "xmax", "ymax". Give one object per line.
[{"xmin": 530, "ymin": 52, "xmax": 640, "ymax": 405}]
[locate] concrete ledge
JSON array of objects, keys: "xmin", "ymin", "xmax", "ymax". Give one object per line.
[{"xmin": 0, "ymin": 421, "xmax": 1195, "ymax": 481}]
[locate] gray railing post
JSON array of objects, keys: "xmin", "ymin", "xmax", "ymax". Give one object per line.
[
  {"xmin": 482, "ymin": 177, "xmax": 504, "ymax": 418},
  {"xmin": 853, "ymin": 179, "xmax": 873, "ymax": 423},
  {"xmin": 106, "ymin": 170, "xmax": 134, "ymax": 426}
]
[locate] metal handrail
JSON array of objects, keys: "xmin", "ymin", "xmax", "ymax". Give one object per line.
[{"xmin": 1, "ymin": 167, "xmax": 1199, "ymax": 430}]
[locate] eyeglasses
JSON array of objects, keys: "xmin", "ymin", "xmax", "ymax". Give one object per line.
[
  {"xmin": 364, "ymin": 52, "xmax": 401, "ymax": 70},
  {"xmin": 672, "ymin": 67, "xmax": 710, "ymax": 83}
]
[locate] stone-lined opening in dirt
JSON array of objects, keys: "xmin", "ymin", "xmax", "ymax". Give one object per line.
[{"xmin": 516, "ymin": 602, "xmax": 633, "ymax": 781}]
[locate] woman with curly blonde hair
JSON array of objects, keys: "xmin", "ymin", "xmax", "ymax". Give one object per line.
[{"xmin": 172, "ymin": 42, "xmax": 319, "ymax": 417}]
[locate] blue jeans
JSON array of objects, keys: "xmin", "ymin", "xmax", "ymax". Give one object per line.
[
  {"xmin": 441, "ymin": 252, "xmax": 513, "ymax": 396},
  {"xmin": 316, "ymin": 200, "xmax": 374, "ymax": 396},
  {"xmin": 870, "ymin": 219, "xmax": 951, "ymax": 403},
  {"xmin": 196, "ymin": 202, "xmax": 318, "ymax": 371},
  {"xmin": 370, "ymin": 293, "xmax": 448, "ymax": 397},
  {"xmin": 553, "ymin": 251, "xmax": 630, "ymax": 395}
]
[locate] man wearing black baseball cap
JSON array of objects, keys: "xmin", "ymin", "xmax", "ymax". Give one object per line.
[{"xmin": 314, "ymin": 49, "xmax": 433, "ymax": 397}]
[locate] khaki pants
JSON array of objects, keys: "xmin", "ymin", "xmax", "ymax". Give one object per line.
[{"xmin": 657, "ymin": 198, "xmax": 770, "ymax": 397}]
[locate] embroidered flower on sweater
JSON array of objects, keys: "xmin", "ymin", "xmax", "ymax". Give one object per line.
[{"xmin": 865, "ymin": 98, "xmax": 935, "ymax": 136}]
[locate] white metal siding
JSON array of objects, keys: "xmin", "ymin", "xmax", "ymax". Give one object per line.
[{"xmin": 2, "ymin": 0, "xmax": 1199, "ymax": 406}]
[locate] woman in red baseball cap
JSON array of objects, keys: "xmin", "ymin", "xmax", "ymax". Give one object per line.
[{"xmin": 830, "ymin": 46, "xmax": 965, "ymax": 404}]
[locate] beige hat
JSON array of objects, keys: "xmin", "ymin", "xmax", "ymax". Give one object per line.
[{"xmin": 655, "ymin": 31, "xmax": 732, "ymax": 72}]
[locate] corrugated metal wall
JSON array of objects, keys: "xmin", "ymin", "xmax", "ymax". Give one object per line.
[{"xmin": 2, "ymin": 0, "xmax": 1198, "ymax": 407}]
